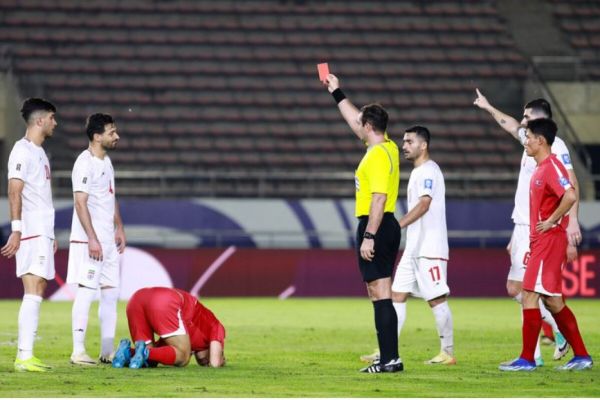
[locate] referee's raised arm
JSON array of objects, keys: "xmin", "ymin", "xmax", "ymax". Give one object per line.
[
  {"xmin": 324, "ymin": 74, "xmax": 363, "ymax": 140},
  {"xmin": 321, "ymin": 74, "xmax": 402, "ymax": 373}
]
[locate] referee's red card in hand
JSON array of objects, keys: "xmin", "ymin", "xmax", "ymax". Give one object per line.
[{"xmin": 317, "ymin": 63, "xmax": 329, "ymax": 82}]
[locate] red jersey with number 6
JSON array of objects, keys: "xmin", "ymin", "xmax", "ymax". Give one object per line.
[{"xmin": 529, "ymin": 154, "xmax": 571, "ymax": 244}]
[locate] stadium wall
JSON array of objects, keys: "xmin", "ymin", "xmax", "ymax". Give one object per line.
[
  {"xmin": 0, "ymin": 199, "xmax": 598, "ymax": 300},
  {"xmin": 0, "ymin": 247, "xmax": 598, "ymax": 300},
  {"xmin": 1, "ymin": 199, "xmax": 599, "ymax": 249},
  {"xmin": 0, "ymin": 72, "xmax": 23, "ymax": 187},
  {"xmin": 546, "ymin": 82, "xmax": 600, "ymax": 145}
]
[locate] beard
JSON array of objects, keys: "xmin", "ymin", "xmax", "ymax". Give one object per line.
[{"xmin": 103, "ymin": 141, "xmax": 118, "ymax": 150}]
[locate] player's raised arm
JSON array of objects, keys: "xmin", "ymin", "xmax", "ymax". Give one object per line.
[
  {"xmin": 1, "ymin": 178, "xmax": 24, "ymax": 258},
  {"xmin": 324, "ymin": 74, "xmax": 363, "ymax": 140},
  {"xmin": 473, "ymin": 88, "xmax": 521, "ymax": 140}
]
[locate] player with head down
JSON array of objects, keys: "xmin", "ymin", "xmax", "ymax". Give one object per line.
[{"xmin": 112, "ymin": 287, "xmax": 226, "ymax": 369}]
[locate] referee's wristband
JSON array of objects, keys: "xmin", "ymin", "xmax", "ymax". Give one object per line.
[
  {"xmin": 11, "ymin": 220, "xmax": 22, "ymax": 232},
  {"xmin": 331, "ymin": 88, "xmax": 346, "ymax": 104}
]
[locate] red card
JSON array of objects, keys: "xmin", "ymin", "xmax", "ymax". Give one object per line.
[{"xmin": 317, "ymin": 63, "xmax": 329, "ymax": 82}]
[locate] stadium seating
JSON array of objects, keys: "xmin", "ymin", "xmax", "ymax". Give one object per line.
[
  {"xmin": 552, "ymin": 0, "xmax": 600, "ymax": 78},
  {"xmin": 0, "ymin": 0, "xmax": 529, "ymax": 197}
]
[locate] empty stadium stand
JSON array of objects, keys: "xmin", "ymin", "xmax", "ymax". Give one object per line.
[
  {"xmin": 552, "ymin": 0, "xmax": 600, "ymax": 79},
  {"xmin": 0, "ymin": 0, "xmax": 531, "ymax": 198}
]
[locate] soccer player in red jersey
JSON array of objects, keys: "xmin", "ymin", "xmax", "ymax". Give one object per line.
[
  {"xmin": 112, "ymin": 287, "xmax": 226, "ymax": 369},
  {"xmin": 499, "ymin": 119, "xmax": 592, "ymax": 371}
]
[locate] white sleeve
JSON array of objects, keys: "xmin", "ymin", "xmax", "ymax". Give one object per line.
[
  {"xmin": 72, "ymin": 157, "xmax": 92, "ymax": 193},
  {"xmin": 416, "ymin": 167, "xmax": 435, "ymax": 198},
  {"xmin": 7, "ymin": 146, "xmax": 29, "ymax": 181},
  {"xmin": 517, "ymin": 127, "xmax": 527, "ymax": 146},
  {"xmin": 551, "ymin": 138, "xmax": 574, "ymax": 171}
]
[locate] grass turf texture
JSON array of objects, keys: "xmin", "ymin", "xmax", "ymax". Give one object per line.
[{"xmin": 0, "ymin": 298, "xmax": 598, "ymax": 397}]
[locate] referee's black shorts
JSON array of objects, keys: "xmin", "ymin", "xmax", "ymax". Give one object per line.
[{"xmin": 356, "ymin": 212, "xmax": 401, "ymax": 283}]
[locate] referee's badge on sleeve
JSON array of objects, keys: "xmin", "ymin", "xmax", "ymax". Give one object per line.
[{"xmin": 424, "ymin": 179, "xmax": 433, "ymax": 189}]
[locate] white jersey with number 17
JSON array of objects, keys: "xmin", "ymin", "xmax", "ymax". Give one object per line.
[{"xmin": 404, "ymin": 159, "xmax": 449, "ymax": 260}]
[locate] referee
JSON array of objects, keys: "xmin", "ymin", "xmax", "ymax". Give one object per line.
[{"xmin": 324, "ymin": 74, "xmax": 402, "ymax": 373}]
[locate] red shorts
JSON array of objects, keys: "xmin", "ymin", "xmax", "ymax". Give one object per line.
[
  {"xmin": 523, "ymin": 230, "xmax": 567, "ymax": 296},
  {"xmin": 126, "ymin": 287, "xmax": 186, "ymax": 343}
]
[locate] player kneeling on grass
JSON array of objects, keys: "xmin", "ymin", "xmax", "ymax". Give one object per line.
[{"xmin": 112, "ymin": 287, "xmax": 226, "ymax": 369}]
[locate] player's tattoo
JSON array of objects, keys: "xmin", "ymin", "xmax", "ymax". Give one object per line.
[{"xmin": 500, "ymin": 119, "xmax": 506, "ymax": 124}]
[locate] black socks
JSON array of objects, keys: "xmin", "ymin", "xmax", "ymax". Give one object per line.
[{"xmin": 373, "ymin": 299, "xmax": 399, "ymax": 364}]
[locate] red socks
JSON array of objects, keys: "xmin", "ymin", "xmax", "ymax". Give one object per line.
[
  {"xmin": 520, "ymin": 308, "xmax": 542, "ymax": 362},
  {"xmin": 148, "ymin": 345, "xmax": 177, "ymax": 365},
  {"xmin": 552, "ymin": 306, "xmax": 589, "ymax": 357},
  {"xmin": 541, "ymin": 321, "xmax": 554, "ymax": 340}
]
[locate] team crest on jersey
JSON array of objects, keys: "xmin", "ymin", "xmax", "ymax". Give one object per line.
[
  {"xmin": 16, "ymin": 163, "xmax": 21, "ymax": 171},
  {"xmin": 424, "ymin": 179, "xmax": 433, "ymax": 189},
  {"xmin": 535, "ymin": 179, "xmax": 543, "ymax": 186},
  {"xmin": 82, "ymin": 177, "xmax": 87, "ymax": 184},
  {"xmin": 562, "ymin": 154, "xmax": 571, "ymax": 165},
  {"xmin": 87, "ymin": 269, "xmax": 95, "ymax": 280},
  {"xmin": 559, "ymin": 176, "xmax": 569, "ymax": 187}
]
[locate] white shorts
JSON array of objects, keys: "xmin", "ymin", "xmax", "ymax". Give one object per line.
[
  {"xmin": 67, "ymin": 241, "xmax": 120, "ymax": 289},
  {"xmin": 392, "ymin": 255, "xmax": 450, "ymax": 301},
  {"xmin": 16, "ymin": 235, "xmax": 55, "ymax": 280},
  {"xmin": 508, "ymin": 224, "xmax": 530, "ymax": 282}
]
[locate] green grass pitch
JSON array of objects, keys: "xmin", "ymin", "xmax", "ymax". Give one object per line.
[{"xmin": 0, "ymin": 298, "xmax": 598, "ymax": 397}]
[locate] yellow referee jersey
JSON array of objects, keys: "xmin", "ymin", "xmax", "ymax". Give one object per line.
[{"xmin": 354, "ymin": 138, "xmax": 400, "ymax": 217}]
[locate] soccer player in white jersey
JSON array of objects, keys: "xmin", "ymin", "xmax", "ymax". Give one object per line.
[
  {"xmin": 474, "ymin": 91, "xmax": 578, "ymax": 364},
  {"xmin": 393, "ymin": 126, "xmax": 455, "ymax": 365},
  {"xmin": 67, "ymin": 113, "xmax": 126, "ymax": 365},
  {"xmin": 1, "ymin": 98, "xmax": 57, "ymax": 372}
]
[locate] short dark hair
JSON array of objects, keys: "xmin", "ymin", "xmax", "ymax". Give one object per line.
[
  {"xmin": 405, "ymin": 125, "xmax": 430, "ymax": 148},
  {"xmin": 527, "ymin": 118, "xmax": 556, "ymax": 146},
  {"xmin": 85, "ymin": 113, "xmax": 114, "ymax": 141},
  {"xmin": 524, "ymin": 98, "xmax": 552, "ymax": 119},
  {"xmin": 21, "ymin": 98, "xmax": 56, "ymax": 123},
  {"xmin": 360, "ymin": 104, "xmax": 388, "ymax": 134}
]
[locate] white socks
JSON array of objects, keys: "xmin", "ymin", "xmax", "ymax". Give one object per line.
[
  {"xmin": 539, "ymin": 299, "xmax": 559, "ymax": 333},
  {"xmin": 72, "ymin": 286, "xmax": 97, "ymax": 355},
  {"xmin": 394, "ymin": 301, "xmax": 454, "ymax": 356},
  {"xmin": 432, "ymin": 302, "xmax": 454, "ymax": 356},
  {"xmin": 513, "ymin": 292, "xmax": 523, "ymax": 304},
  {"xmin": 99, "ymin": 287, "xmax": 119, "ymax": 357},
  {"xmin": 17, "ymin": 294, "xmax": 42, "ymax": 360},
  {"xmin": 392, "ymin": 302, "xmax": 407, "ymax": 337}
]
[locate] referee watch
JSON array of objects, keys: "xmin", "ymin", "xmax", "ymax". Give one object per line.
[{"xmin": 363, "ymin": 231, "xmax": 375, "ymax": 240}]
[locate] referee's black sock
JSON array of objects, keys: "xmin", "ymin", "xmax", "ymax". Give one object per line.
[{"xmin": 373, "ymin": 299, "xmax": 399, "ymax": 364}]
